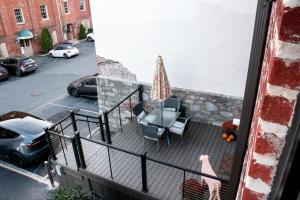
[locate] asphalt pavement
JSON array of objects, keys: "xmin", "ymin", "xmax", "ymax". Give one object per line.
[
  {"xmin": 0, "ymin": 41, "xmax": 100, "ymax": 176},
  {"xmin": 0, "ymin": 41, "xmax": 99, "ymax": 119},
  {"xmin": 0, "ymin": 164, "xmax": 53, "ymax": 200}
]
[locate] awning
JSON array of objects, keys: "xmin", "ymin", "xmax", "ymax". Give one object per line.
[{"xmin": 17, "ymin": 29, "xmax": 34, "ymax": 40}]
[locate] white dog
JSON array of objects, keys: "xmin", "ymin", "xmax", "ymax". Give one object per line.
[{"xmin": 199, "ymin": 155, "xmax": 221, "ymax": 200}]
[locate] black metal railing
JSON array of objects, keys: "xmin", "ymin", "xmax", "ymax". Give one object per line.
[
  {"xmin": 47, "ymin": 121, "xmax": 230, "ymax": 199},
  {"xmin": 103, "ymin": 85, "xmax": 143, "ymax": 143}
]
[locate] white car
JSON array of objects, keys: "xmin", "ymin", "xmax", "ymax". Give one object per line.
[
  {"xmin": 86, "ymin": 33, "xmax": 94, "ymax": 42},
  {"xmin": 49, "ymin": 43, "xmax": 79, "ymax": 59}
]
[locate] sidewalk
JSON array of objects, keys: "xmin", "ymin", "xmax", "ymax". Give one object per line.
[{"xmin": 0, "ymin": 161, "xmax": 57, "ymax": 200}]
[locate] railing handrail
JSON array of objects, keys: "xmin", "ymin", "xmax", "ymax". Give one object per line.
[
  {"xmin": 74, "ymin": 113, "xmax": 100, "ymax": 120},
  {"xmin": 50, "ymin": 113, "xmax": 72, "ymax": 129},
  {"xmin": 107, "ymin": 85, "xmax": 142, "ymax": 114},
  {"xmin": 79, "ymin": 136, "xmax": 229, "ymax": 183},
  {"xmin": 48, "ymin": 129, "xmax": 72, "ymax": 140}
]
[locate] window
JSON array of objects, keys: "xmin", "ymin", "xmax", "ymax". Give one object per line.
[
  {"xmin": 14, "ymin": 8, "xmax": 24, "ymax": 24},
  {"xmin": 63, "ymin": 1, "xmax": 69, "ymax": 14},
  {"xmin": 0, "ymin": 127, "xmax": 19, "ymax": 139},
  {"xmin": 85, "ymin": 78, "xmax": 96, "ymax": 85},
  {"xmin": 80, "ymin": 0, "xmax": 85, "ymax": 11},
  {"xmin": 20, "ymin": 39, "xmax": 30, "ymax": 47},
  {"xmin": 40, "ymin": 5, "xmax": 49, "ymax": 20}
]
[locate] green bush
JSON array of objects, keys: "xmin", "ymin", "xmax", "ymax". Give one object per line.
[
  {"xmin": 40, "ymin": 28, "xmax": 53, "ymax": 53},
  {"xmin": 49, "ymin": 184, "xmax": 93, "ymax": 200},
  {"xmin": 78, "ymin": 24, "xmax": 86, "ymax": 40}
]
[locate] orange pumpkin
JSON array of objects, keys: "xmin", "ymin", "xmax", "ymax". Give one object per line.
[
  {"xmin": 226, "ymin": 138, "xmax": 232, "ymax": 143},
  {"xmin": 222, "ymin": 133, "xmax": 228, "ymax": 139},
  {"xmin": 229, "ymin": 135, "xmax": 235, "ymax": 139}
]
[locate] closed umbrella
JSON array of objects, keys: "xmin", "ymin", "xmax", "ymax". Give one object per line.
[{"xmin": 150, "ymin": 56, "xmax": 172, "ymax": 120}]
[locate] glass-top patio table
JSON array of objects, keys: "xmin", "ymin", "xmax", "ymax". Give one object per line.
[{"xmin": 141, "ymin": 108, "xmax": 181, "ymax": 128}]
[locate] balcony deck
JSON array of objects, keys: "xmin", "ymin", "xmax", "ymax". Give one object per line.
[{"xmin": 55, "ymin": 121, "xmax": 235, "ymax": 199}]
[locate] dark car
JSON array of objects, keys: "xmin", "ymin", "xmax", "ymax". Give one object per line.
[
  {"xmin": 0, "ymin": 66, "xmax": 9, "ymax": 81},
  {"xmin": 67, "ymin": 74, "xmax": 98, "ymax": 98},
  {"xmin": 0, "ymin": 57, "xmax": 37, "ymax": 77},
  {"xmin": 0, "ymin": 111, "xmax": 53, "ymax": 167}
]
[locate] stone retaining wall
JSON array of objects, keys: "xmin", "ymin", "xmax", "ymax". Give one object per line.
[{"xmin": 97, "ymin": 77, "xmax": 243, "ymax": 131}]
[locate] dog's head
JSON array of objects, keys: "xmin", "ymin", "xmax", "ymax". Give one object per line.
[{"xmin": 199, "ymin": 155, "xmax": 210, "ymax": 161}]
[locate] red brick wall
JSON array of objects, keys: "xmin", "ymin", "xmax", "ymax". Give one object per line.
[
  {"xmin": 237, "ymin": 0, "xmax": 300, "ymax": 199},
  {"xmin": 0, "ymin": 0, "xmax": 92, "ymax": 56}
]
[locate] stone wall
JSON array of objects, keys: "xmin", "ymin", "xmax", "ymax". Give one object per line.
[{"xmin": 97, "ymin": 77, "xmax": 243, "ymax": 132}]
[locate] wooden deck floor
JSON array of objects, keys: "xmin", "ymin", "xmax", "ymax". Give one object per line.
[{"xmin": 55, "ymin": 121, "xmax": 235, "ymax": 199}]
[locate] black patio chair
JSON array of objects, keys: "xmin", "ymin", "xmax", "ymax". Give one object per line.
[
  {"xmin": 169, "ymin": 117, "xmax": 191, "ymax": 144},
  {"xmin": 140, "ymin": 123, "xmax": 169, "ymax": 152},
  {"xmin": 163, "ymin": 97, "xmax": 181, "ymax": 112},
  {"xmin": 132, "ymin": 102, "xmax": 146, "ymax": 132}
]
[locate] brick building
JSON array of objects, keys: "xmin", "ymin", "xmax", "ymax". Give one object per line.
[{"xmin": 0, "ymin": 0, "xmax": 92, "ymax": 57}]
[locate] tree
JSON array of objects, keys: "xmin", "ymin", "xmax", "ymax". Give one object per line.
[
  {"xmin": 78, "ymin": 24, "xmax": 86, "ymax": 40},
  {"xmin": 40, "ymin": 28, "xmax": 53, "ymax": 53}
]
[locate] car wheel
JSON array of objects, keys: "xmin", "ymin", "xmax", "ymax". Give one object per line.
[
  {"xmin": 63, "ymin": 53, "xmax": 68, "ymax": 59},
  {"xmin": 49, "ymin": 53, "xmax": 53, "ymax": 58},
  {"xmin": 15, "ymin": 70, "xmax": 22, "ymax": 77},
  {"xmin": 9, "ymin": 152, "xmax": 25, "ymax": 167},
  {"xmin": 87, "ymin": 37, "xmax": 92, "ymax": 42},
  {"xmin": 70, "ymin": 88, "xmax": 79, "ymax": 97}
]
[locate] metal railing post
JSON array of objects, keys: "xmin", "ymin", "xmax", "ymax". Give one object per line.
[
  {"xmin": 71, "ymin": 137, "xmax": 81, "ymax": 170},
  {"xmin": 74, "ymin": 131, "xmax": 86, "ymax": 169},
  {"xmin": 103, "ymin": 111, "xmax": 112, "ymax": 144},
  {"xmin": 98, "ymin": 115, "xmax": 106, "ymax": 142},
  {"xmin": 44, "ymin": 161, "xmax": 55, "ymax": 188},
  {"xmin": 138, "ymin": 84, "xmax": 143, "ymax": 102},
  {"xmin": 182, "ymin": 170, "xmax": 186, "ymax": 199},
  {"xmin": 70, "ymin": 110, "xmax": 78, "ymax": 132},
  {"xmin": 141, "ymin": 152, "xmax": 148, "ymax": 192},
  {"xmin": 45, "ymin": 128, "xmax": 57, "ymax": 160}
]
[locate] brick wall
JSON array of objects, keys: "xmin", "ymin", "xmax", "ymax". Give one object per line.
[
  {"xmin": 0, "ymin": 0, "xmax": 92, "ymax": 57},
  {"xmin": 237, "ymin": 0, "xmax": 300, "ymax": 199}
]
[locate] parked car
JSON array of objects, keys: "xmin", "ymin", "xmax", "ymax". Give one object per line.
[
  {"xmin": 0, "ymin": 66, "xmax": 9, "ymax": 81},
  {"xmin": 67, "ymin": 74, "xmax": 98, "ymax": 98},
  {"xmin": 0, "ymin": 111, "xmax": 54, "ymax": 167},
  {"xmin": 49, "ymin": 43, "xmax": 79, "ymax": 58},
  {"xmin": 86, "ymin": 33, "xmax": 94, "ymax": 42},
  {"xmin": 0, "ymin": 57, "xmax": 37, "ymax": 77}
]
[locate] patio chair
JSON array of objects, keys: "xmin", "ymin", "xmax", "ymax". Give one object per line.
[
  {"xmin": 169, "ymin": 117, "xmax": 191, "ymax": 144},
  {"xmin": 163, "ymin": 97, "xmax": 181, "ymax": 112},
  {"xmin": 140, "ymin": 123, "xmax": 169, "ymax": 152},
  {"xmin": 132, "ymin": 102, "xmax": 146, "ymax": 132}
]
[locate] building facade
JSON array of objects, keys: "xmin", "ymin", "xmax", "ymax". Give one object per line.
[{"xmin": 0, "ymin": 0, "xmax": 92, "ymax": 57}]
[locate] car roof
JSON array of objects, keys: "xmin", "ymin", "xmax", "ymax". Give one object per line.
[
  {"xmin": 0, "ymin": 116, "xmax": 51, "ymax": 136},
  {"xmin": 2, "ymin": 56, "xmax": 33, "ymax": 61}
]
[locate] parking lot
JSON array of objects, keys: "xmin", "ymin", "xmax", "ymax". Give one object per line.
[{"xmin": 0, "ymin": 41, "xmax": 99, "ymax": 176}]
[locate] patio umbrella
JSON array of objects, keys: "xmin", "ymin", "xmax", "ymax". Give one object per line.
[{"xmin": 150, "ymin": 55, "xmax": 172, "ymax": 115}]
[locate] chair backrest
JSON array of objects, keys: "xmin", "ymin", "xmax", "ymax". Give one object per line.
[
  {"xmin": 140, "ymin": 123, "xmax": 159, "ymax": 140},
  {"xmin": 184, "ymin": 117, "xmax": 192, "ymax": 132},
  {"xmin": 132, "ymin": 102, "xmax": 144, "ymax": 117},
  {"xmin": 163, "ymin": 98, "xmax": 180, "ymax": 112}
]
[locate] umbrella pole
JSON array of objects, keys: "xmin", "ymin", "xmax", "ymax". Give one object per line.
[{"xmin": 161, "ymin": 101, "xmax": 163, "ymax": 124}]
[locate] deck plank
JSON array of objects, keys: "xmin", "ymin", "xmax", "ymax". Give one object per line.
[{"xmin": 55, "ymin": 121, "xmax": 235, "ymax": 200}]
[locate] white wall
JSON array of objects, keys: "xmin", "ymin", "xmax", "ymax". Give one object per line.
[{"xmin": 90, "ymin": 0, "xmax": 257, "ymax": 97}]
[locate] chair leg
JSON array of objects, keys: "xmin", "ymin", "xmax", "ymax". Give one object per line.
[{"xmin": 181, "ymin": 135, "xmax": 184, "ymax": 145}]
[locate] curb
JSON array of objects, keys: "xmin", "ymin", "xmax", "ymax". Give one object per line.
[{"xmin": 0, "ymin": 160, "xmax": 59, "ymax": 189}]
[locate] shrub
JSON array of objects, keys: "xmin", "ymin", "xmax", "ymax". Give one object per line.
[
  {"xmin": 49, "ymin": 184, "xmax": 93, "ymax": 200},
  {"xmin": 78, "ymin": 24, "xmax": 86, "ymax": 40},
  {"xmin": 40, "ymin": 28, "xmax": 53, "ymax": 53}
]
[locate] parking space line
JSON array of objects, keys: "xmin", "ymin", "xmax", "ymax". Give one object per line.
[
  {"xmin": 48, "ymin": 102, "xmax": 100, "ymax": 115},
  {"xmin": 30, "ymin": 94, "xmax": 68, "ymax": 113}
]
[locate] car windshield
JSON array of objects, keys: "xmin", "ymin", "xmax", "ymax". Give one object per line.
[
  {"xmin": 65, "ymin": 46, "xmax": 73, "ymax": 49},
  {"xmin": 20, "ymin": 58, "xmax": 33, "ymax": 64}
]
